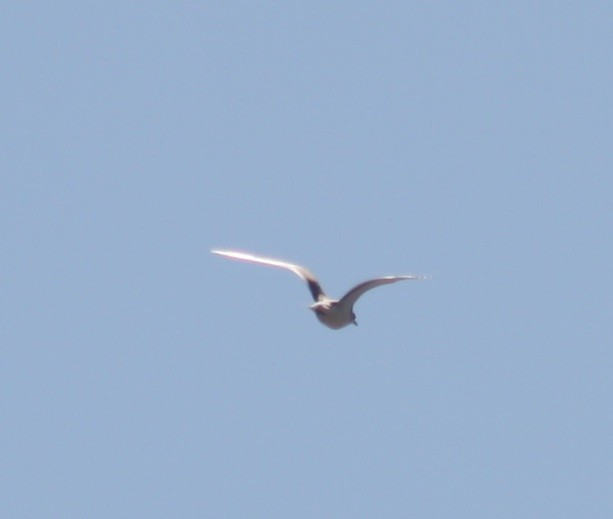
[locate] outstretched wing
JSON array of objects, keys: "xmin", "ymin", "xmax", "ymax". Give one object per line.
[
  {"xmin": 339, "ymin": 275, "xmax": 425, "ymax": 310},
  {"xmin": 211, "ymin": 249, "xmax": 326, "ymax": 302}
]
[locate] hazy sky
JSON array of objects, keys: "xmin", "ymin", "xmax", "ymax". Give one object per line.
[{"xmin": 3, "ymin": 2, "xmax": 612, "ymax": 517}]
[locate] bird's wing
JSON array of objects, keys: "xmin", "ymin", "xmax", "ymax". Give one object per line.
[
  {"xmin": 339, "ymin": 275, "xmax": 426, "ymax": 310},
  {"xmin": 211, "ymin": 249, "xmax": 326, "ymax": 302}
]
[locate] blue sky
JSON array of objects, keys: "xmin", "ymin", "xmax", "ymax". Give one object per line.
[{"xmin": 2, "ymin": 2, "xmax": 612, "ymax": 517}]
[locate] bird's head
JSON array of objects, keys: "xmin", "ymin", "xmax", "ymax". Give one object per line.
[{"xmin": 309, "ymin": 301, "xmax": 330, "ymax": 315}]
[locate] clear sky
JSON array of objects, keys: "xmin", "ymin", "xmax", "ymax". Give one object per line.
[{"xmin": 2, "ymin": 2, "xmax": 612, "ymax": 518}]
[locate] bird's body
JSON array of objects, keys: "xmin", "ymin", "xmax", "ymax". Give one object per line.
[
  {"xmin": 309, "ymin": 299, "xmax": 354, "ymax": 330},
  {"xmin": 211, "ymin": 249, "xmax": 426, "ymax": 329}
]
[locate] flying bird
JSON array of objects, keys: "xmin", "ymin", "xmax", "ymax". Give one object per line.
[{"xmin": 211, "ymin": 249, "xmax": 426, "ymax": 329}]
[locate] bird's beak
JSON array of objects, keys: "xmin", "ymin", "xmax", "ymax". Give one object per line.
[{"xmin": 352, "ymin": 320, "xmax": 358, "ymax": 326}]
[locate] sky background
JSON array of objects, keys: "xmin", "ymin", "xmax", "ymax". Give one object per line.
[{"xmin": 2, "ymin": 2, "xmax": 612, "ymax": 517}]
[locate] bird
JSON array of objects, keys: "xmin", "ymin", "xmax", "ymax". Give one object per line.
[{"xmin": 211, "ymin": 248, "xmax": 426, "ymax": 329}]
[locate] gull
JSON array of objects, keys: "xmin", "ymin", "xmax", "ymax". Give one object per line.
[{"xmin": 212, "ymin": 248, "xmax": 426, "ymax": 329}]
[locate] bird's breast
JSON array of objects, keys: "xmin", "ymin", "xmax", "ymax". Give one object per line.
[{"xmin": 313, "ymin": 302, "xmax": 353, "ymax": 329}]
